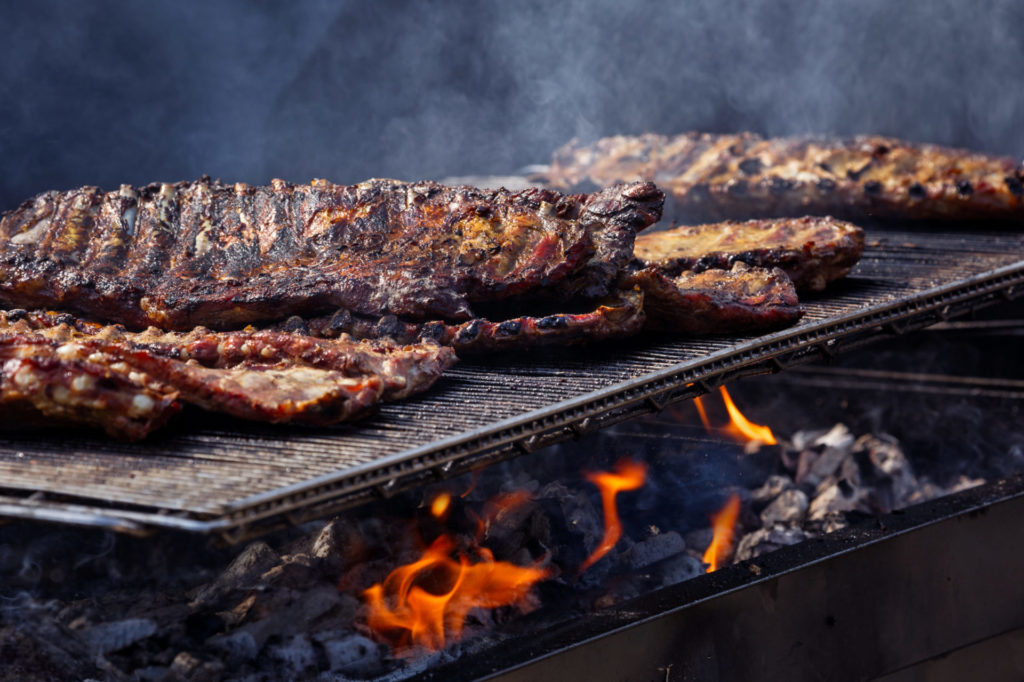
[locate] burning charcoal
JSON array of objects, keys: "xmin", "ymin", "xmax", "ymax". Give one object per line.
[
  {"xmin": 315, "ymin": 631, "xmax": 383, "ymax": 675},
  {"xmin": 796, "ymin": 424, "xmax": 856, "ymax": 487},
  {"xmin": 0, "ymin": 620, "xmax": 100, "ymax": 680},
  {"xmin": 806, "ymin": 511, "xmax": 849, "ymax": 535},
  {"xmin": 224, "ymin": 584, "xmax": 345, "ymax": 657},
  {"xmin": 808, "ymin": 476, "xmax": 869, "ymax": 520},
  {"xmin": 168, "ymin": 651, "xmax": 224, "ymax": 681},
  {"xmin": 750, "ymin": 474, "xmax": 794, "ymax": 505},
  {"xmin": 169, "ymin": 651, "xmax": 202, "ymax": 677},
  {"xmin": 311, "ymin": 518, "xmax": 352, "ymax": 573},
  {"xmin": 79, "ymin": 617, "xmax": 157, "ymax": 657},
  {"xmin": 258, "ymin": 552, "xmax": 319, "ymax": 590},
  {"xmin": 759, "ymin": 489, "xmax": 809, "ymax": 526},
  {"xmin": 734, "ymin": 526, "xmax": 807, "ymax": 561},
  {"xmin": 536, "ymin": 481, "xmax": 603, "ymax": 568},
  {"xmin": 684, "ymin": 528, "xmax": 714, "ymax": 555},
  {"xmin": 651, "ymin": 553, "xmax": 705, "ymax": 586},
  {"xmin": 854, "ymin": 434, "xmax": 919, "ymax": 507},
  {"xmin": 191, "ymin": 541, "xmax": 280, "ymax": 609},
  {"xmin": 622, "ymin": 531, "xmax": 686, "ymax": 568},
  {"xmin": 132, "ymin": 665, "xmax": 170, "ymax": 681},
  {"xmin": 267, "ymin": 633, "xmax": 317, "ymax": 676},
  {"xmin": 789, "ymin": 427, "xmax": 831, "ymax": 452},
  {"xmin": 204, "ymin": 626, "xmax": 260, "ymax": 663},
  {"xmin": 206, "ymin": 629, "xmax": 260, "ymax": 666}
]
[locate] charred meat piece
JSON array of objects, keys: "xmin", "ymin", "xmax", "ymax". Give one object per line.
[
  {"xmin": 633, "ymin": 216, "xmax": 865, "ymax": 291},
  {"xmin": 291, "ymin": 289, "xmax": 646, "ymax": 354},
  {"xmin": 546, "ymin": 132, "xmax": 1024, "ymax": 223},
  {"xmin": 623, "ymin": 262, "xmax": 801, "ymax": 334},
  {"xmin": 0, "ymin": 179, "xmax": 663, "ymax": 330},
  {"xmin": 0, "ymin": 310, "xmax": 456, "ymax": 439}
]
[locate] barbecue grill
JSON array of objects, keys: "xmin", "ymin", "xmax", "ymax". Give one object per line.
[{"xmin": 2, "ymin": 227, "xmax": 1022, "ymax": 541}]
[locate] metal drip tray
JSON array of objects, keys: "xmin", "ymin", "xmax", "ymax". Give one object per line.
[{"xmin": 1, "ymin": 228, "xmax": 1022, "ymax": 540}]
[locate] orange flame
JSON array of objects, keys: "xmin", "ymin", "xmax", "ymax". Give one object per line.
[
  {"xmin": 702, "ymin": 493, "xmax": 741, "ymax": 572},
  {"xmin": 363, "ymin": 535, "xmax": 550, "ymax": 654},
  {"xmin": 430, "ymin": 492, "xmax": 452, "ymax": 519},
  {"xmin": 720, "ymin": 386, "xmax": 776, "ymax": 445},
  {"xmin": 693, "ymin": 395, "xmax": 712, "ymax": 433},
  {"xmin": 579, "ymin": 458, "xmax": 648, "ymax": 573}
]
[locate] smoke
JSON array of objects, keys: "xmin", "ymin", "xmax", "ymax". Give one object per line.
[{"xmin": 3, "ymin": 0, "xmax": 1024, "ymax": 209}]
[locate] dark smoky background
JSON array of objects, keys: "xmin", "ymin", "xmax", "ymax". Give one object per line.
[{"xmin": 2, "ymin": 0, "xmax": 1023, "ymax": 210}]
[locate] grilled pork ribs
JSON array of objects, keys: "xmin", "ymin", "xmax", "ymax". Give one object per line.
[
  {"xmin": 547, "ymin": 132, "xmax": 1024, "ymax": 223},
  {"xmin": 0, "ymin": 178, "xmax": 663, "ymax": 329},
  {"xmin": 0, "ymin": 310, "xmax": 456, "ymax": 439},
  {"xmin": 633, "ymin": 216, "xmax": 865, "ymax": 292}
]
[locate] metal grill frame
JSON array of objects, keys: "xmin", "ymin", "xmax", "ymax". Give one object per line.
[{"xmin": 1, "ymin": 242, "xmax": 1023, "ymax": 541}]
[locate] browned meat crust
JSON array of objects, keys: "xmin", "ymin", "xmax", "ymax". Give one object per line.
[
  {"xmin": 546, "ymin": 132, "xmax": 1024, "ymax": 223},
  {"xmin": 623, "ymin": 263, "xmax": 801, "ymax": 334},
  {"xmin": 286, "ymin": 289, "xmax": 646, "ymax": 354},
  {"xmin": 633, "ymin": 216, "xmax": 865, "ymax": 291},
  {"xmin": 0, "ymin": 179, "xmax": 663, "ymax": 330},
  {"xmin": 0, "ymin": 310, "xmax": 456, "ymax": 439}
]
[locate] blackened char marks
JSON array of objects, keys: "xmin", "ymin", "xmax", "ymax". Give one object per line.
[
  {"xmin": 547, "ymin": 132, "xmax": 1024, "ymax": 223},
  {"xmin": 296, "ymin": 289, "xmax": 646, "ymax": 354},
  {"xmin": 0, "ymin": 179, "xmax": 662, "ymax": 330}
]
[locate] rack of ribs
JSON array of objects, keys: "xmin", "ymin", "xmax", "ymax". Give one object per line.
[
  {"xmin": 545, "ymin": 132, "xmax": 1024, "ymax": 223},
  {"xmin": 0, "ymin": 310, "xmax": 456, "ymax": 439},
  {"xmin": 0, "ymin": 178, "xmax": 664, "ymax": 330},
  {"xmin": 633, "ymin": 216, "xmax": 865, "ymax": 292}
]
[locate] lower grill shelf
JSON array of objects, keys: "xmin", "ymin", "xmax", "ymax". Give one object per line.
[{"xmin": 1, "ymin": 228, "xmax": 1022, "ymax": 540}]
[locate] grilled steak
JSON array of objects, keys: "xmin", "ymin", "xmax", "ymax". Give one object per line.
[
  {"xmin": 633, "ymin": 216, "xmax": 865, "ymax": 291},
  {"xmin": 623, "ymin": 262, "xmax": 801, "ymax": 334},
  {"xmin": 0, "ymin": 178, "xmax": 663, "ymax": 330},
  {"xmin": 289, "ymin": 289, "xmax": 646, "ymax": 354},
  {"xmin": 0, "ymin": 310, "xmax": 456, "ymax": 439},
  {"xmin": 546, "ymin": 132, "xmax": 1024, "ymax": 223}
]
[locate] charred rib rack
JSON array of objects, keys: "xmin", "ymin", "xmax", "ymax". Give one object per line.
[
  {"xmin": 0, "ymin": 310, "xmax": 456, "ymax": 439},
  {"xmin": 633, "ymin": 216, "xmax": 865, "ymax": 291},
  {"xmin": 546, "ymin": 132, "xmax": 1024, "ymax": 222},
  {"xmin": 0, "ymin": 178, "xmax": 663, "ymax": 329}
]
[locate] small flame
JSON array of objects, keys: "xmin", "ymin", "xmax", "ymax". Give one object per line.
[
  {"xmin": 579, "ymin": 458, "xmax": 648, "ymax": 573},
  {"xmin": 429, "ymin": 492, "xmax": 452, "ymax": 519},
  {"xmin": 720, "ymin": 386, "xmax": 776, "ymax": 445},
  {"xmin": 693, "ymin": 395, "xmax": 712, "ymax": 433},
  {"xmin": 702, "ymin": 493, "xmax": 741, "ymax": 572},
  {"xmin": 459, "ymin": 469, "xmax": 481, "ymax": 498},
  {"xmin": 363, "ymin": 535, "xmax": 550, "ymax": 654},
  {"xmin": 475, "ymin": 490, "xmax": 534, "ymax": 543}
]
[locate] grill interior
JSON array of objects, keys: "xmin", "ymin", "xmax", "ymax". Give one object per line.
[{"xmin": 1, "ymin": 228, "xmax": 1022, "ymax": 539}]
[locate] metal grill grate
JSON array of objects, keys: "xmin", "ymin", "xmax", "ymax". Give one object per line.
[{"xmin": 1, "ymin": 228, "xmax": 1022, "ymax": 540}]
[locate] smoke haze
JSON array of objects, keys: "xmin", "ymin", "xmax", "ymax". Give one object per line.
[{"xmin": 2, "ymin": 0, "xmax": 1023, "ymax": 209}]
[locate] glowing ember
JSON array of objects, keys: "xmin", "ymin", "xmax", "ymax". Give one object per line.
[
  {"xmin": 720, "ymin": 386, "xmax": 777, "ymax": 445},
  {"xmin": 429, "ymin": 492, "xmax": 451, "ymax": 519},
  {"xmin": 475, "ymin": 490, "xmax": 534, "ymax": 542},
  {"xmin": 363, "ymin": 535, "xmax": 550, "ymax": 654},
  {"xmin": 702, "ymin": 493, "xmax": 741, "ymax": 572},
  {"xmin": 579, "ymin": 458, "xmax": 648, "ymax": 573},
  {"xmin": 693, "ymin": 395, "xmax": 712, "ymax": 433}
]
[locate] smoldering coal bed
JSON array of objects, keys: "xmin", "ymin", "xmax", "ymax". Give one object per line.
[{"xmin": 2, "ymin": 314, "xmax": 1024, "ymax": 682}]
